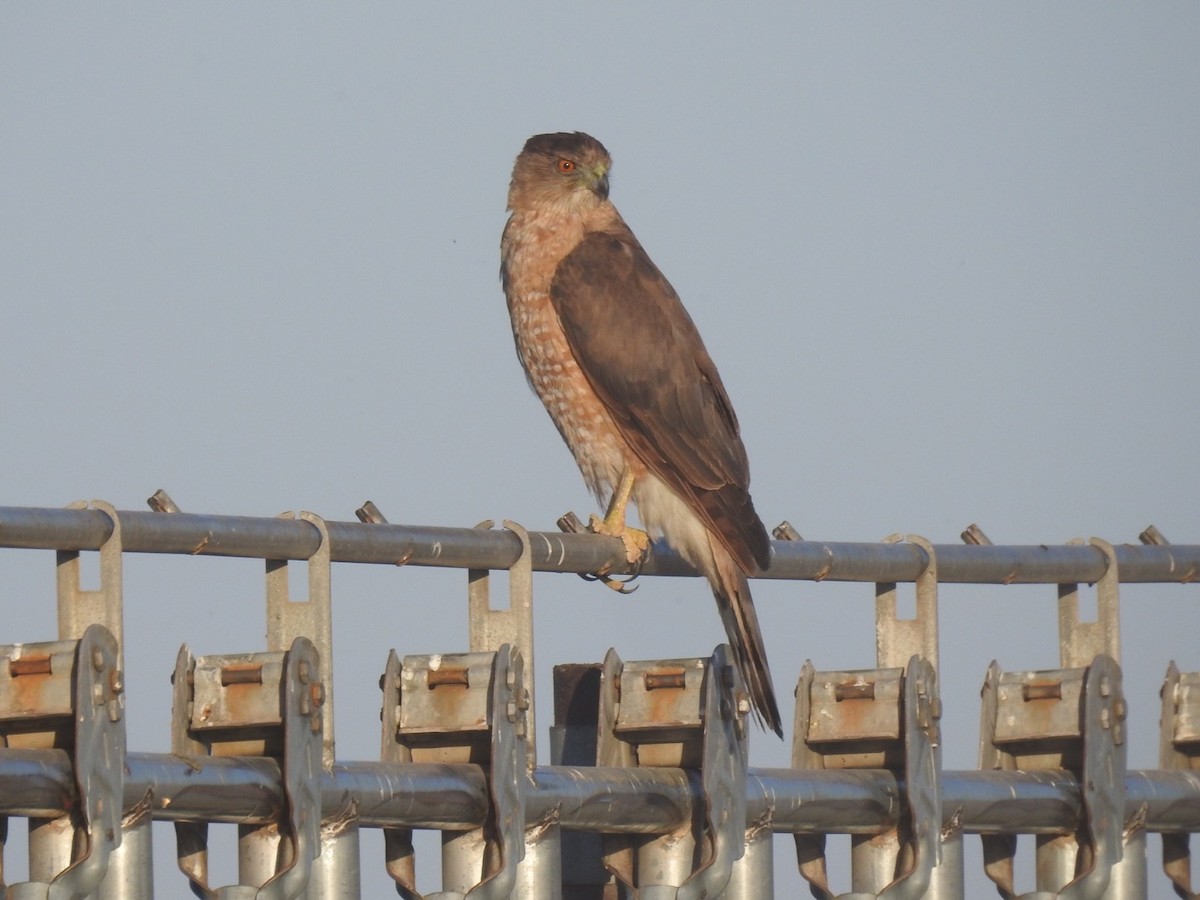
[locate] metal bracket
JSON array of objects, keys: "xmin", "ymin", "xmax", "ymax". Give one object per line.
[
  {"xmin": 267, "ymin": 510, "xmax": 335, "ymax": 766},
  {"xmin": 792, "ymin": 655, "xmax": 942, "ymax": 900},
  {"xmin": 876, "ymin": 534, "xmax": 939, "ymax": 671},
  {"xmin": 978, "ymin": 654, "xmax": 1127, "ymax": 899},
  {"xmin": 597, "ymin": 645, "xmax": 750, "ymax": 899},
  {"xmin": 1059, "ymin": 538, "xmax": 1121, "ymax": 667},
  {"xmin": 0, "ymin": 624, "xmax": 126, "ymax": 899},
  {"xmin": 171, "ymin": 637, "xmax": 324, "ymax": 899},
  {"xmin": 1159, "ymin": 661, "xmax": 1200, "ymax": 899},
  {"xmin": 467, "ymin": 520, "xmax": 535, "ymax": 763},
  {"xmin": 380, "ymin": 644, "xmax": 530, "ymax": 900},
  {"xmin": 56, "ymin": 500, "xmax": 124, "ymax": 666}
]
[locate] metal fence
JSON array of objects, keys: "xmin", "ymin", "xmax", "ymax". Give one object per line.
[{"xmin": 0, "ymin": 498, "xmax": 1198, "ymax": 899}]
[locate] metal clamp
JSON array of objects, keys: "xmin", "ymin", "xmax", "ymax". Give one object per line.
[
  {"xmin": 1160, "ymin": 661, "xmax": 1200, "ymax": 898},
  {"xmin": 793, "ymin": 655, "xmax": 943, "ymax": 900},
  {"xmin": 979, "ymin": 654, "xmax": 1127, "ymax": 899},
  {"xmin": 0, "ymin": 624, "xmax": 126, "ymax": 899},
  {"xmin": 380, "ymin": 644, "xmax": 530, "ymax": 899},
  {"xmin": 171, "ymin": 637, "xmax": 324, "ymax": 899},
  {"xmin": 597, "ymin": 645, "xmax": 750, "ymax": 899}
]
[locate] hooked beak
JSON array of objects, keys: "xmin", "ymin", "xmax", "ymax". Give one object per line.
[{"xmin": 591, "ymin": 167, "xmax": 610, "ymax": 200}]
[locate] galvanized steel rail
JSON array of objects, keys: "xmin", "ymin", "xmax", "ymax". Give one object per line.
[{"xmin": 1, "ymin": 503, "xmax": 1196, "ymax": 582}]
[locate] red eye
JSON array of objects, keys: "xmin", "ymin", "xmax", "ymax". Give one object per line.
[{"xmin": 556, "ymin": 158, "xmax": 575, "ymax": 173}]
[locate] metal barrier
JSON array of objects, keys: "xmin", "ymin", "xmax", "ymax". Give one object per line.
[{"xmin": 0, "ymin": 498, "xmax": 1197, "ymax": 898}]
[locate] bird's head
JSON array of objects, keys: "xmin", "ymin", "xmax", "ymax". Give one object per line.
[{"xmin": 507, "ymin": 131, "xmax": 612, "ymax": 212}]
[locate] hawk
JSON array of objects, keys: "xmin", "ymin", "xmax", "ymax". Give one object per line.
[{"xmin": 500, "ymin": 132, "xmax": 782, "ymax": 736}]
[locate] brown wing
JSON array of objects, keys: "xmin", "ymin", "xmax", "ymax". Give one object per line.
[{"xmin": 549, "ymin": 228, "xmax": 770, "ymax": 573}]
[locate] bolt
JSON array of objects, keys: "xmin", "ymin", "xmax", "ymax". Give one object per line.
[
  {"xmin": 1099, "ymin": 707, "xmax": 1111, "ymax": 729},
  {"xmin": 310, "ymin": 683, "xmax": 325, "ymax": 708},
  {"xmin": 298, "ymin": 660, "xmax": 311, "ymax": 684},
  {"xmin": 736, "ymin": 695, "xmax": 751, "ymax": 717},
  {"xmin": 507, "ymin": 699, "xmax": 518, "ymax": 722},
  {"xmin": 1114, "ymin": 698, "xmax": 1127, "ymax": 721},
  {"xmin": 110, "ymin": 669, "xmax": 124, "ymax": 696},
  {"xmin": 311, "ymin": 714, "xmax": 321, "ymax": 734},
  {"xmin": 1114, "ymin": 722, "xmax": 1125, "ymax": 746},
  {"xmin": 92, "ymin": 648, "xmax": 105, "ymax": 671},
  {"xmin": 506, "ymin": 669, "xmax": 516, "ymax": 689},
  {"xmin": 517, "ymin": 688, "xmax": 530, "ymax": 711},
  {"xmin": 108, "ymin": 698, "xmax": 122, "ymax": 723},
  {"xmin": 1099, "ymin": 676, "xmax": 1112, "ymax": 698}
]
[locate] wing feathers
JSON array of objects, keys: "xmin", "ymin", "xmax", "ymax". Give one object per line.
[{"xmin": 549, "ymin": 228, "xmax": 770, "ymax": 573}]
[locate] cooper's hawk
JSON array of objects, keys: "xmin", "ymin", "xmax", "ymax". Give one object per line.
[{"xmin": 500, "ymin": 132, "xmax": 782, "ymax": 736}]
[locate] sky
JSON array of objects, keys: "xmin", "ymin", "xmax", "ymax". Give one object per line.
[{"xmin": 2, "ymin": 4, "xmax": 1198, "ymax": 895}]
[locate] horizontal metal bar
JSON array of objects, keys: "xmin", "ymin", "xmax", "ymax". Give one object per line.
[
  {"xmin": 3, "ymin": 749, "xmax": 1199, "ymax": 835},
  {"xmin": 1, "ymin": 505, "xmax": 1196, "ymax": 584}
]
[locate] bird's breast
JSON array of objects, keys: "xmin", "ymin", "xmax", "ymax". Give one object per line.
[{"xmin": 502, "ymin": 213, "xmax": 638, "ymax": 499}]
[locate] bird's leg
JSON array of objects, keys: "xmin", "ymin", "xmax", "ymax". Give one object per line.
[{"xmin": 588, "ymin": 468, "xmax": 650, "ymax": 564}]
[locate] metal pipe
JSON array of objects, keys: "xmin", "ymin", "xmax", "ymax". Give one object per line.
[
  {"xmin": 724, "ymin": 829, "xmax": 773, "ymax": 900},
  {"xmin": 99, "ymin": 818, "xmax": 154, "ymax": 900},
  {"xmin": 1, "ymin": 505, "xmax": 1196, "ymax": 584},
  {"xmin": 308, "ymin": 826, "xmax": 362, "ymax": 900},
  {"xmin": 3, "ymin": 750, "xmax": 1199, "ymax": 837},
  {"xmin": 928, "ymin": 832, "xmax": 966, "ymax": 900}
]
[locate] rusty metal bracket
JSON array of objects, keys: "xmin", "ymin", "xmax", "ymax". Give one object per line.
[
  {"xmin": 0, "ymin": 624, "xmax": 126, "ymax": 898},
  {"xmin": 597, "ymin": 645, "xmax": 750, "ymax": 898},
  {"xmin": 171, "ymin": 637, "xmax": 324, "ymax": 899},
  {"xmin": 1160, "ymin": 661, "xmax": 1200, "ymax": 899},
  {"xmin": 877, "ymin": 534, "xmax": 939, "ymax": 671},
  {"xmin": 267, "ymin": 511, "xmax": 335, "ymax": 766},
  {"xmin": 56, "ymin": 499, "xmax": 124, "ymax": 665},
  {"xmin": 979, "ymin": 654, "xmax": 1127, "ymax": 899},
  {"xmin": 380, "ymin": 644, "xmax": 530, "ymax": 899},
  {"xmin": 1058, "ymin": 537, "xmax": 1121, "ymax": 668},
  {"xmin": 467, "ymin": 520, "xmax": 535, "ymax": 763},
  {"xmin": 792, "ymin": 655, "xmax": 942, "ymax": 900}
]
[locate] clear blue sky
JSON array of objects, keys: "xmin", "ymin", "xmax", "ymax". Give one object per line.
[{"xmin": 2, "ymin": 5, "xmax": 1198, "ymax": 894}]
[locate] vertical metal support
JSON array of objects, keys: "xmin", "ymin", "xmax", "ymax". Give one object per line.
[
  {"xmin": 52, "ymin": 501, "xmax": 144, "ymax": 900},
  {"xmin": 550, "ymin": 663, "xmax": 611, "ymax": 898},
  {"xmin": 468, "ymin": 520, "xmax": 536, "ymax": 762},
  {"xmin": 597, "ymin": 645, "xmax": 750, "ymax": 899},
  {"xmin": 1159, "ymin": 662, "xmax": 1200, "ymax": 899},
  {"xmin": 267, "ymin": 512, "xmax": 335, "ymax": 758},
  {"xmin": 266, "ymin": 512, "xmax": 356, "ymax": 899},
  {"xmin": 98, "ymin": 814, "xmax": 154, "ymax": 900},
  {"xmin": 171, "ymin": 638, "xmax": 325, "ymax": 899},
  {"xmin": 0, "ymin": 625, "xmax": 126, "ymax": 899},
  {"xmin": 723, "ymin": 828, "xmax": 773, "ymax": 900},
  {"xmin": 844, "ymin": 534, "xmax": 949, "ymax": 899}
]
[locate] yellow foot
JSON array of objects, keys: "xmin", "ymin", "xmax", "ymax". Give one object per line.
[{"xmin": 588, "ymin": 513, "xmax": 651, "ymax": 565}]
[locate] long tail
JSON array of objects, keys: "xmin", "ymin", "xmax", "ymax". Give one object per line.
[{"xmin": 709, "ymin": 541, "xmax": 783, "ymax": 737}]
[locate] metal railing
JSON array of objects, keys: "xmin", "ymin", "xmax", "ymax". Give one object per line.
[{"xmin": 0, "ymin": 498, "xmax": 1197, "ymax": 899}]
